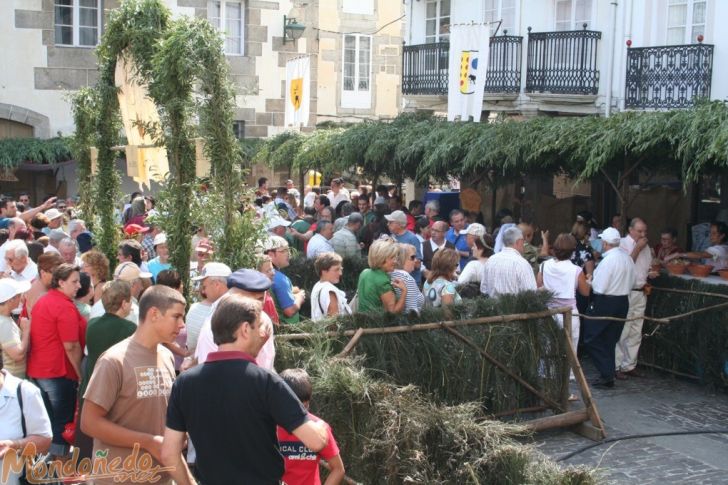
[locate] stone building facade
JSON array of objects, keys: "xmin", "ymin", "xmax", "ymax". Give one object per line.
[{"xmin": 0, "ymin": 0, "xmax": 404, "ymax": 192}]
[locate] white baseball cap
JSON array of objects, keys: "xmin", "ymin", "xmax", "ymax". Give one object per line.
[
  {"xmin": 464, "ymin": 223, "xmax": 486, "ymax": 238},
  {"xmin": 267, "ymin": 215, "xmax": 291, "ymax": 230},
  {"xmin": 0, "ymin": 279, "xmax": 31, "ymax": 304},
  {"xmin": 152, "ymin": 233, "xmax": 167, "ymax": 246},
  {"xmin": 192, "ymin": 262, "xmax": 232, "ymax": 281},
  {"xmin": 113, "ymin": 262, "xmax": 153, "ymax": 281},
  {"xmin": 598, "ymin": 227, "xmax": 621, "ymax": 244}
]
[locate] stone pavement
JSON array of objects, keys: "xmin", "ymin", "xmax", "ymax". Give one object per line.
[{"xmin": 526, "ymin": 361, "xmax": 728, "ymax": 484}]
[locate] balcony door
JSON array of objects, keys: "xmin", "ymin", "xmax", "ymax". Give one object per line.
[
  {"xmin": 425, "ymin": 0, "xmax": 450, "ymax": 43},
  {"xmin": 666, "ymin": 0, "xmax": 707, "ymax": 45},
  {"xmin": 554, "ymin": 0, "xmax": 594, "ymax": 30},
  {"xmin": 483, "ymin": 0, "xmax": 518, "ymax": 35}
]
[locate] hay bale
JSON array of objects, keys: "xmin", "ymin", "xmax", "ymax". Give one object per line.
[{"xmin": 276, "ymin": 336, "xmax": 595, "ymax": 484}]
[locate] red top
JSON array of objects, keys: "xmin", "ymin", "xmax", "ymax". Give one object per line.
[
  {"xmin": 406, "ymin": 213, "xmax": 416, "ymax": 232},
  {"xmin": 263, "ymin": 291, "xmax": 280, "ymax": 326},
  {"xmin": 26, "ymin": 289, "xmax": 87, "ymax": 381},
  {"xmin": 277, "ymin": 413, "xmax": 339, "ymax": 485}
]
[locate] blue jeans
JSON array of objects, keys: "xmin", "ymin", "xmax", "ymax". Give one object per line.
[{"xmin": 35, "ymin": 377, "xmax": 77, "ymax": 456}]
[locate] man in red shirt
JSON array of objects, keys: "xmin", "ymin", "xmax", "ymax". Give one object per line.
[{"xmin": 277, "ymin": 368, "xmax": 345, "ymax": 485}]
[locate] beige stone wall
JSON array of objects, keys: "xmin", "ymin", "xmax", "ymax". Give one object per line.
[{"xmin": 315, "ymin": 0, "xmax": 403, "ymax": 122}]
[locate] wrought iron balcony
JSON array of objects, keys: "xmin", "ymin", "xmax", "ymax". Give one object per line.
[
  {"xmin": 401, "ymin": 34, "xmax": 523, "ymax": 96},
  {"xmin": 525, "ymin": 25, "xmax": 601, "ymax": 95},
  {"xmin": 625, "ymin": 43, "xmax": 714, "ymax": 109},
  {"xmin": 402, "ymin": 41, "xmax": 449, "ymax": 95}
]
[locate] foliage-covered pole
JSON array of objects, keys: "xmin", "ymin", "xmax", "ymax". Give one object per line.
[
  {"xmin": 93, "ymin": 66, "xmax": 122, "ymax": 266},
  {"xmin": 69, "ymin": 88, "xmax": 98, "ymax": 231},
  {"xmin": 195, "ymin": 18, "xmax": 246, "ymax": 266}
]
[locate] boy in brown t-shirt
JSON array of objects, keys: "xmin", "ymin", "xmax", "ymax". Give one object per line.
[{"xmin": 81, "ymin": 285, "xmax": 194, "ymax": 485}]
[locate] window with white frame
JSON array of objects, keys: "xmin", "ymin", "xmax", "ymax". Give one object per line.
[
  {"xmin": 341, "ymin": 34, "xmax": 371, "ymax": 109},
  {"xmin": 425, "ymin": 0, "xmax": 450, "ymax": 43},
  {"xmin": 555, "ymin": 0, "xmax": 593, "ymax": 30},
  {"xmin": 667, "ymin": 0, "xmax": 706, "ymax": 44},
  {"xmin": 209, "ymin": 1, "xmax": 245, "ymax": 55},
  {"xmin": 54, "ymin": 0, "xmax": 100, "ymax": 47},
  {"xmin": 342, "ymin": 0, "xmax": 373, "ymax": 15},
  {"xmin": 484, "ymin": 0, "xmax": 517, "ymax": 35}
]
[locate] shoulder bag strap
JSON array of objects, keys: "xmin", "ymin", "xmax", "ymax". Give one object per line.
[{"xmin": 16, "ymin": 381, "xmax": 27, "ymax": 438}]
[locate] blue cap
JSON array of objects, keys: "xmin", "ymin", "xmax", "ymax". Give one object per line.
[
  {"xmin": 77, "ymin": 231, "xmax": 94, "ymax": 253},
  {"xmin": 227, "ymin": 269, "xmax": 272, "ymax": 292}
]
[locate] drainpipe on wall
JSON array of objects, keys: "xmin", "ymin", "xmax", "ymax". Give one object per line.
[{"xmin": 605, "ymin": 1, "xmax": 619, "ymax": 117}]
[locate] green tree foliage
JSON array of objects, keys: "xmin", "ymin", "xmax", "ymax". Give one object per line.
[
  {"xmin": 0, "ymin": 137, "xmax": 73, "ymax": 170},
  {"xmin": 255, "ymin": 101, "xmax": 728, "ymax": 214}
]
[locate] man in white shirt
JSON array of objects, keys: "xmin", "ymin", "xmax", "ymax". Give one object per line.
[
  {"xmin": 616, "ymin": 217, "xmax": 654, "ymax": 379},
  {"xmin": 0, "ymin": 219, "xmax": 26, "ymax": 272},
  {"xmin": 184, "ymin": 262, "xmax": 231, "ymax": 359},
  {"xmin": 195, "ymin": 269, "xmax": 275, "ymax": 371},
  {"xmin": 582, "ymin": 227, "xmax": 636, "ymax": 389},
  {"xmin": 4, "ymin": 240, "xmax": 37, "ymax": 283},
  {"xmin": 306, "ymin": 221, "xmax": 335, "ymax": 259},
  {"xmin": 0, "ymin": 367, "xmax": 53, "ymax": 485},
  {"xmin": 480, "ymin": 226, "xmax": 536, "ymax": 297}
]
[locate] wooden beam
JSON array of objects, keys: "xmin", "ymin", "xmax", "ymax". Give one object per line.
[
  {"xmin": 336, "ymin": 328, "xmax": 365, "ymax": 358},
  {"xmin": 278, "ymin": 306, "xmax": 573, "ymax": 341},
  {"xmin": 563, "ymin": 311, "xmax": 606, "ymax": 439},
  {"xmin": 523, "ymin": 409, "xmax": 589, "ymax": 432}
]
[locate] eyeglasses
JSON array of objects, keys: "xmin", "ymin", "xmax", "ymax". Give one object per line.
[{"xmin": 408, "ymin": 255, "xmax": 417, "ymax": 260}]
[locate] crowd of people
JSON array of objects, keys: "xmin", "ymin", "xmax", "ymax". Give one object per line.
[{"xmin": 1, "ymin": 181, "xmax": 728, "ymax": 484}]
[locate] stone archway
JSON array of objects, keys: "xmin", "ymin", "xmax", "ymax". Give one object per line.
[{"xmin": 0, "ymin": 103, "xmax": 51, "ymax": 139}]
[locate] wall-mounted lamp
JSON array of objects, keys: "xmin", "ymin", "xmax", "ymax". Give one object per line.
[{"xmin": 283, "ymin": 15, "xmax": 305, "ymax": 44}]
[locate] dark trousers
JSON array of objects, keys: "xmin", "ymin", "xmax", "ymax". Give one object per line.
[
  {"xmin": 582, "ymin": 293, "xmax": 629, "ymax": 381},
  {"xmin": 35, "ymin": 377, "xmax": 77, "ymax": 456}
]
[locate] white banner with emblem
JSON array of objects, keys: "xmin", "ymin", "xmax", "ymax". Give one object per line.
[
  {"xmin": 284, "ymin": 55, "xmax": 311, "ymax": 128},
  {"xmin": 447, "ymin": 24, "xmax": 490, "ymax": 122}
]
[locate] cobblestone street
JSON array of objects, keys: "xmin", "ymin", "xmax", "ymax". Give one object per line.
[{"xmin": 531, "ymin": 362, "xmax": 728, "ymax": 484}]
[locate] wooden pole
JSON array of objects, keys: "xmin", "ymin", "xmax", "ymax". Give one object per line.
[
  {"xmin": 277, "ymin": 307, "xmax": 572, "ymax": 341},
  {"xmin": 443, "ymin": 326, "xmax": 565, "ymax": 413},
  {"xmin": 560, "ymin": 310, "xmax": 572, "ymax": 412},
  {"xmin": 561, "ymin": 310, "xmax": 606, "ymax": 439},
  {"xmin": 523, "ymin": 409, "xmax": 589, "ymax": 432},
  {"xmin": 489, "ymin": 406, "xmax": 548, "ymax": 418}
]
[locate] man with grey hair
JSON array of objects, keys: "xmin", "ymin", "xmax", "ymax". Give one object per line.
[
  {"xmin": 330, "ymin": 212, "xmax": 363, "ymax": 259},
  {"xmin": 424, "ymin": 200, "xmax": 441, "ymax": 225},
  {"xmin": 58, "ymin": 237, "xmax": 82, "ymax": 266},
  {"xmin": 582, "ymin": 227, "xmax": 636, "ymax": 389},
  {"xmin": 68, "ymin": 218, "xmax": 86, "ymax": 241},
  {"xmin": 481, "ymin": 226, "xmax": 536, "ymax": 297},
  {"xmin": 0, "ymin": 217, "xmax": 27, "ymax": 272},
  {"xmin": 4, "ymin": 239, "xmax": 37, "ymax": 282},
  {"xmin": 306, "ymin": 221, "xmax": 335, "ymax": 259}
]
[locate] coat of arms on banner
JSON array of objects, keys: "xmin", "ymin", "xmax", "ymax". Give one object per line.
[
  {"xmin": 459, "ymin": 50, "xmax": 479, "ymax": 95},
  {"xmin": 290, "ymin": 78, "xmax": 303, "ymax": 110}
]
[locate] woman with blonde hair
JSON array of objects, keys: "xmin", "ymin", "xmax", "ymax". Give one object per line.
[
  {"xmin": 356, "ymin": 238, "xmax": 407, "ymax": 313},
  {"xmin": 81, "ymin": 250, "xmax": 110, "ymax": 304},
  {"xmin": 424, "ymin": 248, "xmax": 462, "ymax": 307},
  {"xmin": 311, "ymin": 252, "xmax": 351, "ymax": 320}
]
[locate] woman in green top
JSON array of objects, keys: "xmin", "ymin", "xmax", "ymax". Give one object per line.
[{"xmin": 357, "ymin": 239, "xmax": 408, "ymax": 314}]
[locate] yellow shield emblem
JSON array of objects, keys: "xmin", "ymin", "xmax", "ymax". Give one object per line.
[{"xmin": 290, "ymin": 78, "xmax": 303, "ymax": 111}]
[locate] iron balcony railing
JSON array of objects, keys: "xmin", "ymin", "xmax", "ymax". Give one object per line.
[
  {"xmin": 525, "ymin": 25, "xmax": 601, "ymax": 95},
  {"xmin": 625, "ymin": 43, "xmax": 714, "ymax": 109},
  {"xmin": 401, "ymin": 34, "xmax": 523, "ymax": 96}
]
